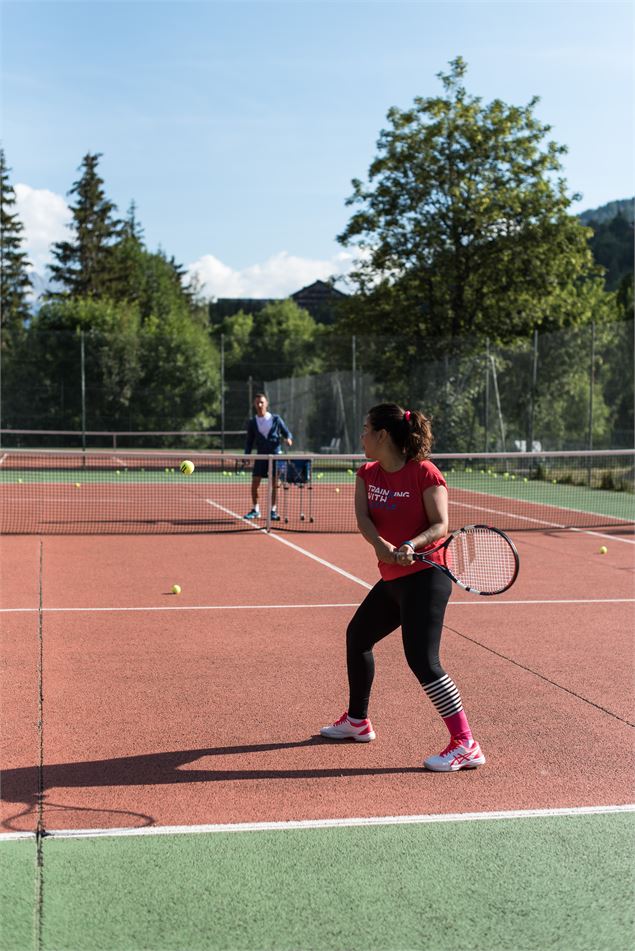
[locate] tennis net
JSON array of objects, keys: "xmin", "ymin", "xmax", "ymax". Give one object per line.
[{"xmin": 0, "ymin": 449, "xmax": 632, "ymax": 535}]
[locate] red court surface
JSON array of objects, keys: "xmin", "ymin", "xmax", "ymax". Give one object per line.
[{"xmin": 1, "ymin": 526, "xmax": 634, "ymax": 834}]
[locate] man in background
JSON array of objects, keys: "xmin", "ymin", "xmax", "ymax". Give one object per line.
[{"xmin": 244, "ymin": 393, "xmax": 293, "ymax": 521}]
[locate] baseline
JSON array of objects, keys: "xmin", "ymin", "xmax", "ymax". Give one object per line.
[{"xmin": 1, "ymin": 803, "xmax": 632, "ymax": 841}]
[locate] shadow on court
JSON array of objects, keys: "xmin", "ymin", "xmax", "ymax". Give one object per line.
[{"xmin": 1, "ymin": 737, "xmax": 433, "ymax": 830}]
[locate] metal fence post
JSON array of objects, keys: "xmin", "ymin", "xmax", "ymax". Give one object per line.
[
  {"xmin": 80, "ymin": 331, "xmax": 86, "ymax": 462},
  {"xmin": 484, "ymin": 338, "xmax": 490, "ymax": 452},
  {"xmin": 220, "ymin": 333, "xmax": 225, "ymax": 452},
  {"xmin": 587, "ymin": 321, "xmax": 595, "ymax": 485},
  {"xmin": 528, "ymin": 328, "xmax": 538, "ymax": 452},
  {"xmin": 352, "ymin": 335, "xmax": 357, "ymax": 441},
  {"xmin": 588, "ymin": 320, "xmax": 595, "ymax": 453}
]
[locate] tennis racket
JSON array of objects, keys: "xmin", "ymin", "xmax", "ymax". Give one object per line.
[{"xmin": 410, "ymin": 524, "xmax": 519, "ymax": 596}]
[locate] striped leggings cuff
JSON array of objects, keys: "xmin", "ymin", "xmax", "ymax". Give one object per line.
[{"xmin": 422, "ymin": 674, "xmax": 464, "ymax": 717}]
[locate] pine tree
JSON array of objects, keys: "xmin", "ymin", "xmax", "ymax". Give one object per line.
[
  {"xmin": 110, "ymin": 200, "xmax": 147, "ymax": 304},
  {"xmin": 48, "ymin": 153, "xmax": 122, "ymax": 298},
  {"xmin": 0, "ymin": 148, "xmax": 33, "ymax": 347}
]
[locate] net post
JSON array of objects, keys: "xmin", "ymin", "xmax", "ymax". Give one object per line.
[{"xmin": 265, "ymin": 455, "xmax": 273, "ymax": 532}]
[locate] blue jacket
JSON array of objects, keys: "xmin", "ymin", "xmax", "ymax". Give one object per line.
[{"xmin": 244, "ymin": 414, "xmax": 292, "ymax": 455}]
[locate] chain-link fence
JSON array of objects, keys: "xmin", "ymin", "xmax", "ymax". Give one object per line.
[{"xmin": 1, "ymin": 320, "xmax": 632, "ymax": 451}]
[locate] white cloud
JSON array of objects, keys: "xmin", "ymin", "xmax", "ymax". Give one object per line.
[
  {"xmin": 186, "ymin": 249, "xmax": 356, "ymax": 300},
  {"xmin": 14, "ymin": 184, "xmax": 72, "ymax": 274},
  {"xmin": 12, "ymin": 182, "xmax": 359, "ymax": 301}
]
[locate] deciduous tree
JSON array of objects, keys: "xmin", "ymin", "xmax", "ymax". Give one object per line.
[{"xmin": 337, "ymin": 57, "xmax": 612, "ymax": 349}]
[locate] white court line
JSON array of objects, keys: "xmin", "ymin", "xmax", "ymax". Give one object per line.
[
  {"xmin": 448, "ymin": 598, "xmax": 635, "ymax": 607},
  {"xmin": 1, "ymin": 597, "xmax": 633, "ymax": 614},
  {"xmin": 206, "ymin": 499, "xmax": 373, "ymax": 589},
  {"xmin": 0, "ymin": 603, "xmax": 360, "ymax": 614},
  {"xmin": 1, "ymin": 803, "xmax": 633, "ymax": 842}
]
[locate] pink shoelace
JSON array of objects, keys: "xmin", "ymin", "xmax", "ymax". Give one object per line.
[
  {"xmin": 334, "ymin": 711, "xmax": 366, "ymax": 726},
  {"xmin": 439, "ymin": 737, "xmax": 467, "ymax": 757}
]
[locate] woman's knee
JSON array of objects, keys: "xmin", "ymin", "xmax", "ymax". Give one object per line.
[
  {"xmin": 403, "ymin": 644, "xmax": 444, "ymax": 684},
  {"xmin": 346, "ymin": 617, "xmax": 369, "ymax": 654}
]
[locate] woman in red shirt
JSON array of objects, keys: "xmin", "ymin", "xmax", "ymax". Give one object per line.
[{"xmin": 320, "ymin": 402, "xmax": 485, "ymax": 772}]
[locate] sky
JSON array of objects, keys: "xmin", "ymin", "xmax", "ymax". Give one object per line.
[{"xmin": 2, "ymin": 0, "xmax": 634, "ymax": 298}]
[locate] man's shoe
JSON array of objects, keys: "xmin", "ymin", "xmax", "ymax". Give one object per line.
[
  {"xmin": 320, "ymin": 711, "xmax": 375, "ymax": 742},
  {"xmin": 270, "ymin": 510, "xmax": 281, "ymax": 521},
  {"xmin": 423, "ymin": 737, "xmax": 485, "ymax": 771},
  {"xmin": 244, "ymin": 508, "xmax": 260, "ymax": 520}
]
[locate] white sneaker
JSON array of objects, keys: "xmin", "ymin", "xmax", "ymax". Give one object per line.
[
  {"xmin": 424, "ymin": 737, "xmax": 485, "ymax": 771},
  {"xmin": 320, "ymin": 711, "xmax": 376, "ymax": 742}
]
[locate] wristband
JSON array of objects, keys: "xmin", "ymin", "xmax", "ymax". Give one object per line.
[{"xmin": 400, "ymin": 540, "xmax": 416, "ymax": 551}]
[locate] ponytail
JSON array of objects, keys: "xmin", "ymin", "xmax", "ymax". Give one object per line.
[{"xmin": 366, "ymin": 403, "xmax": 433, "ymax": 461}]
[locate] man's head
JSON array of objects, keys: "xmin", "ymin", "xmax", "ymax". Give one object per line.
[{"xmin": 253, "ymin": 393, "xmax": 269, "ymax": 416}]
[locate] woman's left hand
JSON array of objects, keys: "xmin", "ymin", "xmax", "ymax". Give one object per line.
[{"xmin": 394, "ymin": 544, "xmax": 415, "ymax": 566}]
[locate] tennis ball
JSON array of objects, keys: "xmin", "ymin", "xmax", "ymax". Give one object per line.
[
  {"xmin": 172, "ymin": 584, "xmax": 181, "ymax": 595},
  {"xmin": 347, "ymin": 468, "xmax": 353, "ymax": 475},
  {"xmin": 599, "ymin": 546, "xmax": 608, "ymax": 555},
  {"xmin": 180, "ymin": 460, "xmax": 195, "ymax": 476},
  {"xmin": 335, "ymin": 487, "xmax": 340, "ymax": 493},
  {"xmin": 75, "ymin": 482, "xmax": 81, "ymax": 488},
  {"xmin": 17, "ymin": 478, "xmax": 23, "ymax": 484}
]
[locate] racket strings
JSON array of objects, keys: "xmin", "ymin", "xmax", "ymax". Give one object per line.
[{"xmin": 447, "ymin": 527, "xmax": 517, "ymax": 594}]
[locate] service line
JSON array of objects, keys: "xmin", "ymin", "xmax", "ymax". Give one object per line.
[{"xmin": 2, "ymin": 598, "xmax": 633, "ymax": 615}]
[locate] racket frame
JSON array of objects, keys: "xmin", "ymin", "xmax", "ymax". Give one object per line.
[{"xmin": 411, "ymin": 524, "xmax": 520, "ymax": 596}]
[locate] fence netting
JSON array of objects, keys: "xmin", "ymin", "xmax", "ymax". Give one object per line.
[{"xmin": 1, "ymin": 320, "xmax": 632, "ymax": 452}]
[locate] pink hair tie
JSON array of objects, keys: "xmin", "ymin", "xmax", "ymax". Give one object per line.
[{"xmin": 404, "ymin": 410, "xmax": 411, "ymax": 421}]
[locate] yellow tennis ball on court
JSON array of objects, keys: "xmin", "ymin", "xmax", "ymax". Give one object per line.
[
  {"xmin": 75, "ymin": 482, "xmax": 81, "ymax": 488},
  {"xmin": 172, "ymin": 584, "xmax": 181, "ymax": 595},
  {"xmin": 335, "ymin": 487, "xmax": 340, "ymax": 493},
  {"xmin": 599, "ymin": 546, "xmax": 608, "ymax": 555},
  {"xmin": 180, "ymin": 460, "xmax": 195, "ymax": 476}
]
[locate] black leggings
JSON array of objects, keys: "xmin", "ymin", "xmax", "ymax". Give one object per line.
[{"xmin": 346, "ymin": 568, "xmax": 452, "ymax": 720}]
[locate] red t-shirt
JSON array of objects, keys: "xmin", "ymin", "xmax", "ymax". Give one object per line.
[{"xmin": 357, "ymin": 458, "xmax": 447, "ymax": 581}]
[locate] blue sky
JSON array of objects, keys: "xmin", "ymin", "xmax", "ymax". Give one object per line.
[{"xmin": 2, "ymin": 0, "xmax": 634, "ymax": 297}]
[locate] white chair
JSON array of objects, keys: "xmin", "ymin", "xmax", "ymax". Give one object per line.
[{"xmin": 320, "ymin": 437, "xmax": 341, "ymax": 453}]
